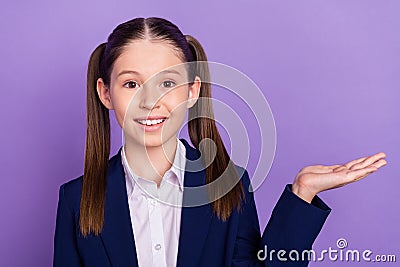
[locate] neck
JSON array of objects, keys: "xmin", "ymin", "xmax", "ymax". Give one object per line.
[{"xmin": 123, "ymin": 136, "xmax": 178, "ymax": 187}]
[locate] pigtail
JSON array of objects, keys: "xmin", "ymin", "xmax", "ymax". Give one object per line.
[
  {"xmin": 185, "ymin": 35, "xmax": 245, "ymax": 221},
  {"xmin": 80, "ymin": 43, "xmax": 110, "ymax": 236}
]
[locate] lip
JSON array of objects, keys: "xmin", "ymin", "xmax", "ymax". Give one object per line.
[
  {"xmin": 134, "ymin": 117, "xmax": 168, "ymax": 132},
  {"xmin": 134, "ymin": 115, "xmax": 168, "ymax": 120}
]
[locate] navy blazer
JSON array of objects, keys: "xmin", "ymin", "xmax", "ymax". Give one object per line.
[{"xmin": 53, "ymin": 138, "xmax": 331, "ymax": 267}]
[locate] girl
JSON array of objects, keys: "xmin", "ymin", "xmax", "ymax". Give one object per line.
[{"xmin": 53, "ymin": 17, "xmax": 387, "ymax": 267}]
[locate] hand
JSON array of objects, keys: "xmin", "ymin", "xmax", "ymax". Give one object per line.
[{"xmin": 292, "ymin": 152, "xmax": 387, "ymax": 203}]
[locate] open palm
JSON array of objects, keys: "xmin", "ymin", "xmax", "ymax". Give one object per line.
[{"xmin": 292, "ymin": 152, "xmax": 387, "ymax": 203}]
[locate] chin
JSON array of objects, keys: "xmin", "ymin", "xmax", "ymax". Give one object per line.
[
  {"xmin": 133, "ymin": 133, "xmax": 173, "ymax": 148},
  {"xmin": 142, "ymin": 138, "xmax": 164, "ymax": 147},
  {"xmin": 123, "ymin": 123, "xmax": 177, "ymax": 148}
]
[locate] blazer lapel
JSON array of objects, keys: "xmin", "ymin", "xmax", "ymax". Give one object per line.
[
  {"xmin": 176, "ymin": 138, "xmax": 213, "ymax": 267},
  {"xmin": 100, "ymin": 147, "xmax": 139, "ymax": 267},
  {"xmin": 99, "ymin": 138, "xmax": 213, "ymax": 267}
]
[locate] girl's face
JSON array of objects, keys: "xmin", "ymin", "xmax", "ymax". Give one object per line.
[{"xmin": 97, "ymin": 40, "xmax": 201, "ymax": 147}]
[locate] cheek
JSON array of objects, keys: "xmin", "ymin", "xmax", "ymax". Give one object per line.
[
  {"xmin": 110, "ymin": 90, "xmax": 132, "ymax": 127},
  {"xmin": 163, "ymin": 87, "xmax": 189, "ymax": 113}
]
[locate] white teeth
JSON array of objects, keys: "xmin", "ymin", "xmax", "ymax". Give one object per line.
[{"xmin": 137, "ymin": 119, "xmax": 166, "ymax": 126}]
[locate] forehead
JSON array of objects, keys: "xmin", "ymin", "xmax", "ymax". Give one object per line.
[{"xmin": 111, "ymin": 40, "xmax": 185, "ymax": 80}]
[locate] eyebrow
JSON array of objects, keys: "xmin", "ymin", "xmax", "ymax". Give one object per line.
[{"xmin": 117, "ymin": 69, "xmax": 182, "ymax": 77}]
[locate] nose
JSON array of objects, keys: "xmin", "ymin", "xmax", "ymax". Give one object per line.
[{"xmin": 138, "ymin": 83, "xmax": 161, "ymax": 110}]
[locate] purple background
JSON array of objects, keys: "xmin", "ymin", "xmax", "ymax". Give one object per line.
[{"xmin": 1, "ymin": 0, "xmax": 399, "ymax": 266}]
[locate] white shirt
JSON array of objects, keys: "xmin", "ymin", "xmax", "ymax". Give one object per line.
[{"xmin": 121, "ymin": 138, "xmax": 186, "ymax": 267}]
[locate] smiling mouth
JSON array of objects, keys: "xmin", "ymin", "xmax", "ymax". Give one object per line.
[{"xmin": 135, "ymin": 118, "xmax": 167, "ymax": 126}]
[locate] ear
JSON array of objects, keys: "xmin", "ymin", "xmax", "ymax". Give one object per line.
[
  {"xmin": 96, "ymin": 78, "xmax": 113, "ymax": 110},
  {"xmin": 187, "ymin": 76, "xmax": 201, "ymax": 108}
]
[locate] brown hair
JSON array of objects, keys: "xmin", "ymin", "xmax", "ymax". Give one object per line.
[{"xmin": 81, "ymin": 17, "xmax": 244, "ymax": 236}]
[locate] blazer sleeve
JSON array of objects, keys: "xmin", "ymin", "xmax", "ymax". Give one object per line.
[
  {"xmin": 53, "ymin": 184, "xmax": 83, "ymax": 267},
  {"xmin": 232, "ymin": 168, "xmax": 331, "ymax": 267}
]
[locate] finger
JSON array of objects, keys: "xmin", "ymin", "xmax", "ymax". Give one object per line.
[
  {"xmin": 354, "ymin": 173, "xmax": 369, "ymax": 181},
  {"xmin": 327, "ymin": 164, "xmax": 343, "ymax": 171},
  {"xmin": 333, "ymin": 165, "xmax": 348, "ymax": 172},
  {"xmin": 344, "ymin": 156, "xmax": 368, "ymax": 169},
  {"xmin": 370, "ymin": 159, "xmax": 387, "ymax": 169},
  {"xmin": 349, "ymin": 152, "xmax": 387, "ymax": 171},
  {"xmin": 346, "ymin": 165, "xmax": 378, "ymax": 183},
  {"xmin": 300, "ymin": 164, "xmax": 343, "ymax": 174}
]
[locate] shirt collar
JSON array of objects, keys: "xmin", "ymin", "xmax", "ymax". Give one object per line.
[{"xmin": 121, "ymin": 137, "xmax": 186, "ymax": 196}]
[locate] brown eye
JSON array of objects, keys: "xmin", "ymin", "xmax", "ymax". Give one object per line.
[
  {"xmin": 161, "ymin": 80, "xmax": 176, "ymax": 88},
  {"xmin": 123, "ymin": 81, "xmax": 139, "ymax": 89}
]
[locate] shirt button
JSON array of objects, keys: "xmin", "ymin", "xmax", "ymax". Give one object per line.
[{"xmin": 154, "ymin": 243, "xmax": 162, "ymax": 250}]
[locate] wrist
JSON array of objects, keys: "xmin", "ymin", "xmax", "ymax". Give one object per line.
[{"xmin": 291, "ymin": 183, "xmax": 315, "ymax": 204}]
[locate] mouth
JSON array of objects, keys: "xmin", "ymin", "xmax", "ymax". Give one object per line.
[
  {"xmin": 135, "ymin": 117, "xmax": 167, "ymax": 126},
  {"xmin": 133, "ymin": 117, "xmax": 168, "ymax": 132}
]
